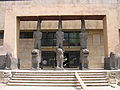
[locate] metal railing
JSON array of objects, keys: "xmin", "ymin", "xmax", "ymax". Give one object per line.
[{"xmin": 75, "ymin": 72, "xmax": 87, "ymax": 90}]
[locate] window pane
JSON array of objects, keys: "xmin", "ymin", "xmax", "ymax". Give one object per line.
[
  {"xmin": 20, "ymin": 32, "xmax": 33, "ymax": 39},
  {"xmin": 63, "ymin": 39, "xmax": 69, "ymax": 46},
  {"xmin": 42, "ymin": 32, "xmax": 55, "ymax": 46},
  {"xmin": 64, "ymin": 33, "xmax": 69, "ymax": 39}
]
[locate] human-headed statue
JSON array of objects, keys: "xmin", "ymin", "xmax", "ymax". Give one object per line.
[
  {"xmin": 33, "ymin": 17, "xmax": 42, "ymax": 49},
  {"xmin": 56, "ymin": 17, "xmax": 64, "ymax": 49}
]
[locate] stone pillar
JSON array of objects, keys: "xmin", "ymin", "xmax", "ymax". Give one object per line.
[
  {"xmin": 103, "ymin": 10, "xmax": 119, "ymax": 56},
  {"xmin": 4, "ymin": 10, "xmax": 20, "ymax": 58}
]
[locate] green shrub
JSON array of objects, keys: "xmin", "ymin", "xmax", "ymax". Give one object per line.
[
  {"xmin": 117, "ymin": 81, "xmax": 120, "ymax": 86},
  {"xmin": 111, "ymin": 85, "xmax": 115, "ymax": 88}
]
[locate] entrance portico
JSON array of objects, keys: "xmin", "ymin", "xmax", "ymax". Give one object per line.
[{"xmin": 3, "ymin": 5, "xmax": 119, "ymax": 69}]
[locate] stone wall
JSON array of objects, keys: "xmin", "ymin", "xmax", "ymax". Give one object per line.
[
  {"xmin": 18, "ymin": 39, "xmax": 34, "ymax": 69},
  {"xmin": 88, "ymin": 30, "xmax": 104, "ymax": 68},
  {"xmin": 0, "ymin": 0, "xmax": 119, "ymax": 31}
]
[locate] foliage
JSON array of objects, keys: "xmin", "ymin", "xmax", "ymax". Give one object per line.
[{"xmin": 117, "ymin": 81, "xmax": 120, "ymax": 86}]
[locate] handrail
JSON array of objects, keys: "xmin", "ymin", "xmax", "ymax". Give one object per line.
[{"xmin": 75, "ymin": 72, "xmax": 87, "ymax": 90}]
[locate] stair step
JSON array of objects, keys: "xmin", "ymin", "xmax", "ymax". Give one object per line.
[
  {"xmin": 13, "ymin": 76, "xmax": 75, "ymax": 78},
  {"xmin": 80, "ymin": 76, "xmax": 105, "ymax": 78},
  {"xmin": 9, "ymin": 80, "xmax": 108, "ymax": 84},
  {"xmin": 79, "ymin": 73, "xmax": 106, "ymax": 76},
  {"xmin": 86, "ymin": 83, "xmax": 109, "ymax": 86},
  {"xmin": 13, "ymin": 75, "xmax": 105, "ymax": 78},
  {"xmin": 9, "ymin": 80, "xmax": 79, "ymax": 83},
  {"xmin": 7, "ymin": 82, "xmax": 109, "ymax": 87},
  {"xmin": 7, "ymin": 83, "xmax": 81, "ymax": 87},
  {"xmin": 11, "ymin": 78, "xmax": 77, "ymax": 81},
  {"xmin": 13, "ymin": 72, "xmax": 75, "ymax": 74},
  {"xmin": 13, "ymin": 74, "xmax": 105, "ymax": 76},
  {"xmin": 14, "ymin": 74, "xmax": 75, "ymax": 76},
  {"xmin": 84, "ymin": 81, "xmax": 108, "ymax": 83},
  {"xmin": 82, "ymin": 78, "xmax": 107, "ymax": 80},
  {"xmin": 13, "ymin": 71, "xmax": 106, "ymax": 74}
]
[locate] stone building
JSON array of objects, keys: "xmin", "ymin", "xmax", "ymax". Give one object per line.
[{"xmin": 0, "ymin": 0, "xmax": 120, "ymax": 69}]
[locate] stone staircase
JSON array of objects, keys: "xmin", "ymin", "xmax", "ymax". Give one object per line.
[
  {"xmin": 78, "ymin": 71, "xmax": 109, "ymax": 86},
  {"xmin": 7, "ymin": 70, "xmax": 109, "ymax": 89}
]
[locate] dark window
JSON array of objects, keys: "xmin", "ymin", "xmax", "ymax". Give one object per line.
[
  {"xmin": 64, "ymin": 51, "xmax": 80, "ymax": 67},
  {"xmin": 19, "ymin": 31, "xmax": 80, "ymax": 46},
  {"xmin": 42, "ymin": 32, "xmax": 56, "ymax": 46},
  {"xmin": 20, "ymin": 32, "xmax": 33, "ymax": 39},
  {"xmin": 0, "ymin": 31, "xmax": 4, "ymax": 39},
  {"xmin": 42, "ymin": 51, "xmax": 56, "ymax": 67},
  {"xmin": 64, "ymin": 32, "xmax": 80, "ymax": 46}
]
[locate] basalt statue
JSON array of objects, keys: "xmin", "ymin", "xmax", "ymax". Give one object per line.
[
  {"xmin": 110, "ymin": 52, "xmax": 118, "ymax": 70},
  {"xmin": 5, "ymin": 52, "xmax": 12, "ymax": 70},
  {"xmin": 79, "ymin": 19, "xmax": 88, "ymax": 49},
  {"xmin": 33, "ymin": 19, "xmax": 42, "ymax": 49},
  {"xmin": 56, "ymin": 18, "xmax": 64, "ymax": 49}
]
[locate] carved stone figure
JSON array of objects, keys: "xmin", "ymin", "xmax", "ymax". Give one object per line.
[
  {"xmin": 0, "ymin": 53, "xmax": 18, "ymax": 70},
  {"xmin": 11, "ymin": 57, "xmax": 18, "ymax": 70},
  {"xmin": 109, "ymin": 72, "xmax": 117, "ymax": 84},
  {"xmin": 5, "ymin": 52, "xmax": 12, "ymax": 70},
  {"xmin": 0, "ymin": 55, "xmax": 6, "ymax": 69},
  {"xmin": 118, "ymin": 56, "xmax": 120, "ymax": 69},
  {"xmin": 3, "ymin": 71, "xmax": 12, "ymax": 84},
  {"xmin": 104, "ymin": 56, "xmax": 110, "ymax": 70},
  {"xmin": 33, "ymin": 19, "xmax": 42, "ymax": 49},
  {"xmin": 31, "ymin": 49, "xmax": 41, "ymax": 69},
  {"xmin": 80, "ymin": 49, "xmax": 89, "ymax": 70},
  {"xmin": 56, "ymin": 19, "xmax": 64, "ymax": 49},
  {"xmin": 110, "ymin": 52, "xmax": 118, "ymax": 70},
  {"xmin": 56, "ymin": 47, "xmax": 64, "ymax": 70},
  {"xmin": 79, "ymin": 19, "xmax": 88, "ymax": 49}
]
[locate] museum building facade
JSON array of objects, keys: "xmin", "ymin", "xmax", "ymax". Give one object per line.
[{"xmin": 0, "ymin": 0, "xmax": 120, "ymax": 69}]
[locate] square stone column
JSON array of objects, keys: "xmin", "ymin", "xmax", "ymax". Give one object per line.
[
  {"xmin": 4, "ymin": 10, "xmax": 20, "ymax": 58},
  {"xmin": 103, "ymin": 10, "xmax": 119, "ymax": 56}
]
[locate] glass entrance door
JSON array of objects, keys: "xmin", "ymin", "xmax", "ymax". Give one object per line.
[
  {"xmin": 42, "ymin": 51, "xmax": 80, "ymax": 69},
  {"xmin": 42, "ymin": 51, "xmax": 56, "ymax": 68},
  {"xmin": 64, "ymin": 51, "xmax": 80, "ymax": 68}
]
